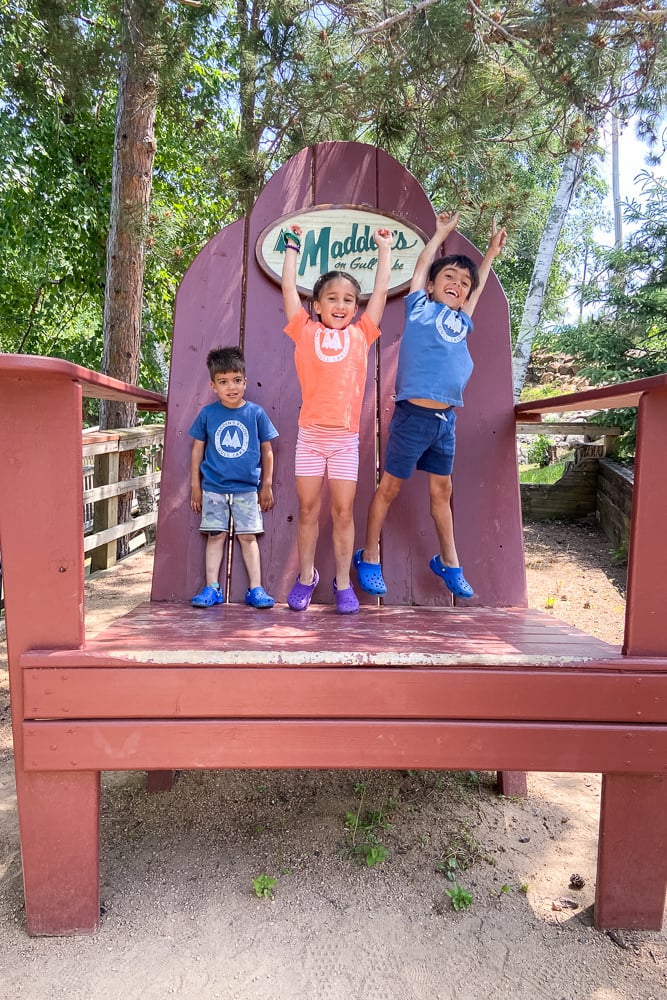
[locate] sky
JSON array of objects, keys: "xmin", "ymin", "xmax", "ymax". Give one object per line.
[{"xmin": 597, "ymin": 118, "xmax": 666, "ymax": 244}]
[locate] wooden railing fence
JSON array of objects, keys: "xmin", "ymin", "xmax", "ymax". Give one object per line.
[{"xmin": 82, "ymin": 424, "xmax": 165, "ymax": 572}]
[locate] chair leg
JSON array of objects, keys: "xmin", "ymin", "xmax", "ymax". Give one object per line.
[
  {"xmin": 146, "ymin": 769, "xmax": 176, "ymax": 792},
  {"xmin": 595, "ymin": 772, "xmax": 667, "ymax": 930},
  {"xmin": 496, "ymin": 770, "xmax": 527, "ymax": 797},
  {"xmin": 17, "ymin": 770, "xmax": 100, "ymax": 936}
]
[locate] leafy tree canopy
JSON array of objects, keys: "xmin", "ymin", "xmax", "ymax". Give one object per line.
[{"xmin": 1, "ymin": 0, "xmax": 665, "ymax": 382}]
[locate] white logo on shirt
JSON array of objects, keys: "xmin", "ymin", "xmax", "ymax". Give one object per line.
[
  {"xmin": 314, "ymin": 326, "xmax": 351, "ymax": 363},
  {"xmin": 436, "ymin": 309, "xmax": 468, "ymax": 344},
  {"xmin": 215, "ymin": 420, "xmax": 249, "ymax": 459}
]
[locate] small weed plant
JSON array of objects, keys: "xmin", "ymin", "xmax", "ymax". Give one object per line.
[
  {"xmin": 252, "ymin": 874, "xmax": 277, "ymax": 899},
  {"xmin": 341, "ymin": 776, "xmax": 396, "ymax": 867},
  {"xmin": 445, "ymin": 883, "xmax": 474, "ymax": 912}
]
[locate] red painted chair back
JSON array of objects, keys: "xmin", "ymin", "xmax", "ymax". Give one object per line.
[{"xmin": 152, "ymin": 142, "xmax": 526, "ymax": 608}]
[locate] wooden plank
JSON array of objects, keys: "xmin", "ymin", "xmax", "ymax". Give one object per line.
[
  {"xmin": 19, "ymin": 770, "xmax": 100, "ymax": 935},
  {"xmin": 82, "ymin": 425, "xmax": 164, "ymax": 457},
  {"xmin": 82, "ymin": 469, "xmax": 161, "ymax": 504},
  {"xmin": 516, "ymin": 422, "xmax": 620, "ymax": 436},
  {"xmin": 151, "ymin": 220, "xmax": 246, "ymax": 602},
  {"xmin": 21, "ymin": 603, "xmax": 625, "ymax": 665},
  {"xmin": 624, "ymin": 389, "xmax": 667, "ymax": 656},
  {"xmin": 22, "ymin": 719, "xmax": 667, "ymax": 773},
  {"xmin": 515, "ymin": 372, "xmax": 667, "ymax": 415},
  {"xmin": 91, "ymin": 449, "xmax": 119, "ymax": 570},
  {"xmin": 596, "ymin": 772, "xmax": 667, "ymax": 930},
  {"xmin": 240, "ymin": 145, "xmax": 313, "ymax": 604},
  {"xmin": 22, "ymin": 664, "xmax": 667, "ymax": 722},
  {"xmin": 83, "ymin": 510, "xmax": 158, "ymax": 553},
  {"xmin": 0, "ymin": 353, "xmax": 166, "ymax": 408},
  {"xmin": 0, "ymin": 370, "xmax": 100, "ymax": 935}
]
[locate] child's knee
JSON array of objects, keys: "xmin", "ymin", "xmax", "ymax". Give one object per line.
[
  {"xmin": 377, "ymin": 474, "xmax": 403, "ymax": 504},
  {"xmin": 429, "ymin": 475, "xmax": 453, "ymax": 503},
  {"xmin": 236, "ymin": 532, "xmax": 257, "ymax": 547}
]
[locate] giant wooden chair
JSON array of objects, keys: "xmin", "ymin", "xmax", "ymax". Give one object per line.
[{"xmin": 1, "ymin": 142, "xmax": 667, "ymax": 935}]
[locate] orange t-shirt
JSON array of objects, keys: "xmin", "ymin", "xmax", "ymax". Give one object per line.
[{"xmin": 284, "ymin": 308, "xmax": 380, "ymax": 432}]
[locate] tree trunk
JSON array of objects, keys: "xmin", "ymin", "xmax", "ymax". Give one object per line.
[
  {"xmin": 511, "ymin": 149, "xmax": 583, "ymax": 401},
  {"xmin": 100, "ymin": 0, "xmax": 161, "ymax": 556}
]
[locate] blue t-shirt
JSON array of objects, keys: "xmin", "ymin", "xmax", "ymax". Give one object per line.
[
  {"xmin": 189, "ymin": 400, "xmax": 278, "ymax": 495},
  {"xmin": 395, "ymin": 289, "xmax": 474, "ymax": 408}
]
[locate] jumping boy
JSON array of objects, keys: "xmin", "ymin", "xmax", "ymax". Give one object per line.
[
  {"xmin": 354, "ymin": 210, "xmax": 507, "ymax": 599},
  {"xmin": 189, "ymin": 346, "xmax": 278, "ymax": 608}
]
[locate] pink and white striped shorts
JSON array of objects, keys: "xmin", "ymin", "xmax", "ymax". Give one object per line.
[{"xmin": 295, "ymin": 426, "xmax": 360, "ymax": 481}]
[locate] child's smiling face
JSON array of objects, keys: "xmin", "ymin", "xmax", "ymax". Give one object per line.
[
  {"xmin": 313, "ymin": 276, "xmax": 359, "ymax": 330},
  {"xmin": 427, "ymin": 264, "xmax": 472, "ymax": 311},
  {"xmin": 210, "ymin": 370, "xmax": 246, "ymax": 408}
]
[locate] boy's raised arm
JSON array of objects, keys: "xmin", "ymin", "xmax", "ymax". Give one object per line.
[
  {"xmin": 281, "ymin": 224, "xmax": 303, "ymax": 323},
  {"xmin": 364, "ymin": 228, "xmax": 393, "ymax": 328},
  {"xmin": 464, "ymin": 219, "xmax": 507, "ymax": 317},
  {"xmin": 410, "ymin": 210, "xmax": 460, "ymax": 293}
]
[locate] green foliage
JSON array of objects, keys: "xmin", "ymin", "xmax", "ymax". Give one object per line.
[
  {"xmin": 526, "ymin": 435, "xmax": 553, "ymax": 468},
  {"xmin": 518, "ymin": 382, "xmax": 569, "ymax": 402},
  {"xmin": 541, "ymin": 172, "xmax": 667, "ymax": 457},
  {"xmin": 1, "ymin": 0, "xmax": 666, "ymax": 386},
  {"xmin": 341, "ymin": 776, "xmax": 395, "ymax": 867},
  {"xmin": 519, "ymin": 461, "xmax": 566, "ymax": 485},
  {"xmin": 252, "ymin": 874, "xmax": 277, "ymax": 898},
  {"xmin": 445, "ymin": 883, "xmax": 474, "ymax": 912}
]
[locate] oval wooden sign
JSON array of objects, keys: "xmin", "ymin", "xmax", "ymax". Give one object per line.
[{"xmin": 256, "ymin": 204, "xmax": 427, "ymax": 299}]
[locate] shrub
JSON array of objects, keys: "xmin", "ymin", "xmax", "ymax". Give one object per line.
[{"xmin": 526, "ymin": 434, "xmax": 552, "ymax": 467}]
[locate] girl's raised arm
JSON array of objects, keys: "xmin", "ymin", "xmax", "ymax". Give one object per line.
[{"xmin": 281, "ymin": 224, "xmax": 303, "ymax": 323}]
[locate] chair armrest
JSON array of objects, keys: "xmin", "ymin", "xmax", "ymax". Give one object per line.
[
  {"xmin": 0, "ymin": 353, "xmax": 166, "ymax": 411},
  {"xmin": 515, "ymin": 373, "xmax": 667, "ymax": 420}
]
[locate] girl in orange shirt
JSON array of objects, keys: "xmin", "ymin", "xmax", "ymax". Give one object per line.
[{"xmin": 281, "ymin": 224, "xmax": 392, "ymax": 613}]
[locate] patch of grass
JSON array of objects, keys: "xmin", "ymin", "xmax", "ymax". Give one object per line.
[
  {"xmin": 437, "ymin": 821, "xmax": 496, "ymax": 882},
  {"xmin": 341, "ymin": 776, "xmax": 396, "ymax": 867},
  {"xmin": 519, "ymin": 383, "xmax": 567, "ymax": 402},
  {"xmin": 519, "ymin": 461, "xmax": 566, "ymax": 484}
]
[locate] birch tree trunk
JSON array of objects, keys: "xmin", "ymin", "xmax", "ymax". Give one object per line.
[
  {"xmin": 511, "ymin": 149, "xmax": 583, "ymax": 401},
  {"xmin": 100, "ymin": 0, "xmax": 161, "ymax": 556}
]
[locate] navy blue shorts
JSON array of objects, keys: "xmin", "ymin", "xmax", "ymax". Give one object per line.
[{"xmin": 383, "ymin": 400, "xmax": 457, "ymax": 479}]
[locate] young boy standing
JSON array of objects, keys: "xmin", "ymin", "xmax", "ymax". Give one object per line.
[
  {"xmin": 355, "ymin": 210, "xmax": 507, "ymax": 600},
  {"xmin": 189, "ymin": 346, "xmax": 278, "ymax": 608}
]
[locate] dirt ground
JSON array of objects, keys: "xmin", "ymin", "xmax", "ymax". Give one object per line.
[{"xmin": 1, "ymin": 518, "xmax": 665, "ymax": 1000}]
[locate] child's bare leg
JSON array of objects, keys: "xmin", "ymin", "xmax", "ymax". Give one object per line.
[
  {"xmin": 295, "ymin": 475, "xmax": 322, "ymax": 584},
  {"xmin": 205, "ymin": 532, "xmax": 227, "ymax": 584},
  {"xmin": 236, "ymin": 533, "xmax": 261, "ymax": 590},
  {"xmin": 362, "ymin": 471, "xmax": 404, "ymax": 563},
  {"xmin": 329, "ymin": 478, "xmax": 357, "ymax": 589},
  {"xmin": 428, "ymin": 473, "xmax": 459, "ymax": 566}
]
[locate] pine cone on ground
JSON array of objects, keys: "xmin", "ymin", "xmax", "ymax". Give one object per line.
[{"xmin": 569, "ymin": 873, "xmax": 586, "ymax": 889}]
